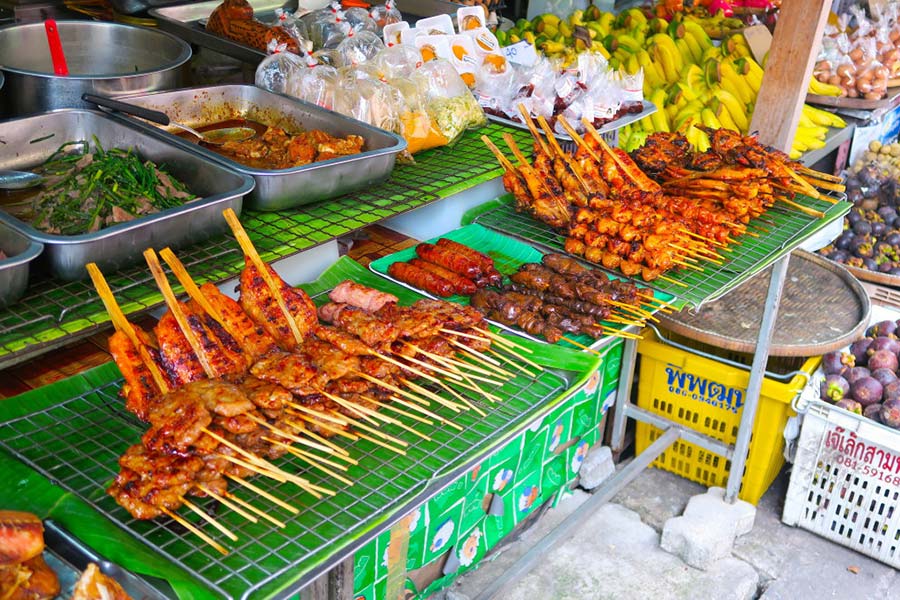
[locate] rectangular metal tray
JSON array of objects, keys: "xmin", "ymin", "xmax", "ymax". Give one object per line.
[
  {"xmin": 43, "ymin": 520, "xmax": 172, "ymax": 600},
  {"xmin": 0, "ymin": 109, "xmax": 254, "ymax": 281},
  {"xmin": 110, "ymin": 85, "xmax": 407, "ymax": 212},
  {"xmin": 0, "ymin": 218, "xmax": 42, "ymax": 308},
  {"xmin": 395, "ymin": 0, "xmax": 502, "ymax": 17},
  {"xmin": 151, "ymin": 0, "xmax": 300, "ymax": 65}
]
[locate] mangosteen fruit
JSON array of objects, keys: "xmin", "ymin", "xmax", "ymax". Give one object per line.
[
  {"xmin": 851, "ymin": 376, "xmax": 883, "ymax": 407},
  {"xmin": 874, "ymin": 240, "xmax": 893, "ymax": 255},
  {"xmin": 835, "ymin": 231, "xmax": 854, "ymax": 250},
  {"xmin": 871, "ymin": 368, "xmax": 898, "ymax": 389},
  {"xmin": 873, "ymin": 222, "xmax": 888, "ymax": 237},
  {"xmin": 863, "ymin": 258, "xmax": 880, "ymax": 271},
  {"xmin": 820, "ymin": 374, "xmax": 850, "ymax": 402},
  {"xmin": 868, "ymin": 335, "xmax": 900, "ymax": 354},
  {"xmin": 869, "ymin": 350, "xmax": 899, "ymax": 373},
  {"xmin": 837, "ymin": 398, "xmax": 863, "ymax": 414},
  {"xmin": 829, "ymin": 250, "xmax": 849, "ymax": 263},
  {"xmin": 822, "ymin": 350, "xmax": 855, "ymax": 375},
  {"xmin": 850, "ymin": 339, "xmax": 873, "ymax": 365},
  {"xmin": 864, "ymin": 403, "xmax": 883, "ymax": 422},
  {"xmin": 881, "ymin": 399, "xmax": 900, "ymax": 429},
  {"xmin": 890, "ymin": 268, "xmax": 900, "ymax": 275},
  {"xmin": 847, "ymin": 209, "xmax": 863, "ymax": 224},
  {"xmin": 847, "ymin": 366, "xmax": 872, "ymax": 384},
  {"xmin": 886, "ymin": 231, "xmax": 900, "ymax": 246},
  {"xmin": 878, "ymin": 206, "xmax": 897, "ymax": 223},
  {"xmin": 848, "ymin": 189, "xmax": 864, "ymax": 205},
  {"xmin": 853, "ymin": 220, "xmax": 873, "ymax": 236},
  {"xmin": 847, "ymin": 257, "xmax": 866, "ymax": 268},
  {"xmin": 881, "ymin": 261, "xmax": 895, "ymax": 273},
  {"xmin": 883, "ymin": 379, "xmax": 900, "ymax": 402}
]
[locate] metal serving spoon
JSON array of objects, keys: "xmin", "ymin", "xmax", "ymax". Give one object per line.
[
  {"xmin": 82, "ymin": 93, "xmax": 256, "ymax": 146},
  {"xmin": 0, "ymin": 169, "xmax": 44, "ymax": 190}
]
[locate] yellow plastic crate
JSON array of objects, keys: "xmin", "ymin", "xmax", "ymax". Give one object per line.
[{"xmin": 635, "ymin": 328, "xmax": 821, "ymax": 504}]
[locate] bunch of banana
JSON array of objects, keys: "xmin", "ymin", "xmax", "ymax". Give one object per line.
[
  {"xmin": 500, "ymin": 7, "xmax": 612, "ymax": 66},
  {"xmin": 681, "ymin": 11, "xmax": 745, "ymax": 40}
]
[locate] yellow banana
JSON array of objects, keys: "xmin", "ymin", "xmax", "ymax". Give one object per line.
[
  {"xmin": 649, "ymin": 88, "xmax": 671, "ymax": 132},
  {"xmin": 625, "ymin": 53, "xmax": 641, "ymax": 75},
  {"xmin": 713, "ymin": 100, "xmax": 739, "ymax": 131},
  {"xmin": 682, "ymin": 20, "xmax": 713, "ymax": 51},
  {"xmin": 713, "ymin": 88, "xmax": 749, "ymax": 132},
  {"xmin": 802, "ymin": 104, "xmax": 846, "ymax": 128},
  {"xmin": 719, "ymin": 60, "xmax": 755, "ymax": 104},
  {"xmin": 808, "ymin": 77, "xmax": 843, "ymax": 97},
  {"xmin": 735, "ymin": 58, "xmax": 763, "ymax": 93},
  {"xmin": 674, "ymin": 38, "xmax": 695, "ymax": 68},
  {"xmin": 650, "ymin": 34, "xmax": 683, "ymax": 74},
  {"xmin": 701, "ymin": 108, "xmax": 722, "ymax": 129},
  {"xmin": 681, "ymin": 31, "xmax": 703, "ymax": 63},
  {"xmin": 652, "ymin": 43, "xmax": 679, "ymax": 84},
  {"xmin": 617, "ymin": 34, "xmax": 643, "ymax": 54}
]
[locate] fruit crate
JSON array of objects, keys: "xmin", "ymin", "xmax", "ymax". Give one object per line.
[
  {"xmin": 635, "ymin": 327, "xmax": 821, "ymax": 504},
  {"xmin": 782, "ymin": 399, "xmax": 900, "ymax": 568}
]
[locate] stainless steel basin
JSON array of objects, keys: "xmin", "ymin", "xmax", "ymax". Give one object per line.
[{"xmin": 0, "ymin": 21, "xmax": 191, "ymax": 118}]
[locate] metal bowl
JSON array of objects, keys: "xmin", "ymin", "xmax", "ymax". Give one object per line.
[
  {"xmin": 0, "ymin": 21, "xmax": 191, "ymax": 118},
  {"xmin": 0, "ymin": 219, "xmax": 42, "ymax": 308}
]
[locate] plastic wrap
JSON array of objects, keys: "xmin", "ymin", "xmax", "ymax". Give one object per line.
[
  {"xmin": 294, "ymin": 62, "xmax": 340, "ymax": 110},
  {"xmin": 344, "ymin": 7, "xmax": 378, "ymax": 35},
  {"xmin": 383, "ymin": 21, "xmax": 409, "ymax": 48},
  {"xmin": 417, "ymin": 59, "xmax": 486, "ymax": 143},
  {"xmin": 374, "ymin": 44, "xmax": 423, "ymax": 78},
  {"xmin": 272, "ymin": 8, "xmax": 312, "ymax": 53}
]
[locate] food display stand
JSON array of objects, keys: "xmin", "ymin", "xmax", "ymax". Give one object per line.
[{"xmin": 0, "ymin": 0, "xmax": 887, "ymax": 598}]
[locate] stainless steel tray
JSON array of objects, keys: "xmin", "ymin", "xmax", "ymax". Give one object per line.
[
  {"xmin": 109, "ymin": 84, "xmax": 406, "ymax": 211},
  {"xmin": 486, "ymin": 100, "xmax": 657, "ymax": 142},
  {"xmin": 43, "ymin": 520, "xmax": 172, "ymax": 600},
  {"xmin": 0, "ymin": 109, "xmax": 254, "ymax": 281},
  {"xmin": 151, "ymin": 0, "xmax": 299, "ymax": 65},
  {"xmin": 0, "ymin": 217, "xmax": 42, "ymax": 308}
]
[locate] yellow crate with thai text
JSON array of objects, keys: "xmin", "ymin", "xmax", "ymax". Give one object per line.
[{"xmin": 635, "ymin": 328, "xmax": 821, "ymax": 504}]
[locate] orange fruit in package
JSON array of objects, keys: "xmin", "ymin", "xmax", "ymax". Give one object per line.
[
  {"xmin": 420, "ymin": 45, "xmax": 437, "ymax": 62},
  {"xmin": 483, "ymin": 53, "xmax": 507, "ymax": 73}
]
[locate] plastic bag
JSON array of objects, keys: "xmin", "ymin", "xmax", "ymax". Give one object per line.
[
  {"xmin": 255, "ymin": 40, "xmax": 306, "ymax": 95},
  {"xmin": 390, "ymin": 76, "xmax": 448, "ymax": 154},
  {"xmin": 344, "ymin": 7, "xmax": 378, "ymax": 34},
  {"xmin": 370, "ymin": 1, "xmax": 401, "ymax": 34},
  {"xmin": 416, "ymin": 60, "xmax": 486, "ymax": 142},
  {"xmin": 294, "ymin": 62, "xmax": 340, "ymax": 110},
  {"xmin": 272, "ymin": 8, "xmax": 312, "ymax": 53},
  {"xmin": 374, "ymin": 44, "xmax": 422, "ymax": 79},
  {"xmin": 337, "ymin": 29, "xmax": 385, "ymax": 67}
]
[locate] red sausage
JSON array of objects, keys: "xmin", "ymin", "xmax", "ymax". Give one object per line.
[
  {"xmin": 415, "ymin": 243, "xmax": 483, "ymax": 279},
  {"xmin": 408, "ymin": 259, "xmax": 477, "ymax": 295},
  {"xmin": 388, "ymin": 262, "xmax": 455, "ymax": 297}
]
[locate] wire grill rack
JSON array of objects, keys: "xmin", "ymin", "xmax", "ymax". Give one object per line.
[
  {"xmin": 0, "ymin": 124, "xmax": 533, "ymax": 370},
  {"xmin": 0, "ymin": 363, "xmax": 569, "ymax": 599},
  {"xmin": 472, "ymin": 193, "xmax": 850, "ymax": 308}
]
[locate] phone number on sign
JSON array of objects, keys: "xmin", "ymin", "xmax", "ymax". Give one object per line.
[{"xmin": 834, "ymin": 454, "xmax": 900, "ymax": 485}]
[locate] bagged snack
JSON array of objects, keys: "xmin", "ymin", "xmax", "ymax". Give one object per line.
[
  {"xmin": 272, "ymin": 8, "xmax": 312, "ymax": 53},
  {"xmin": 416, "ymin": 59, "xmax": 486, "ymax": 143},
  {"xmin": 344, "ymin": 7, "xmax": 378, "ymax": 35},
  {"xmin": 370, "ymin": 1, "xmax": 402, "ymax": 34},
  {"xmin": 293, "ymin": 59, "xmax": 340, "ymax": 110},
  {"xmin": 374, "ymin": 43, "xmax": 422, "ymax": 78},
  {"xmin": 383, "ymin": 21, "xmax": 409, "ymax": 48},
  {"xmin": 456, "ymin": 6, "xmax": 486, "ymax": 32},
  {"xmin": 255, "ymin": 40, "xmax": 306, "ymax": 95},
  {"xmin": 391, "ymin": 77, "xmax": 448, "ymax": 154}
]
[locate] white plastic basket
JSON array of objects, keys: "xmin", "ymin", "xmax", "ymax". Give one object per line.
[{"xmin": 782, "ymin": 399, "xmax": 900, "ymax": 568}]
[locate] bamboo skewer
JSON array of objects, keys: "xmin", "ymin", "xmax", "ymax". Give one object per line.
[
  {"xmin": 447, "ymin": 338, "xmax": 503, "ymax": 367},
  {"xmin": 481, "ymin": 135, "xmax": 519, "ymax": 172},
  {"xmin": 359, "ymin": 394, "xmax": 433, "ymax": 425},
  {"xmin": 144, "ymin": 249, "xmax": 218, "ymax": 378},
  {"xmin": 246, "ymin": 412, "xmax": 342, "ymax": 453},
  {"xmin": 354, "ymin": 371, "xmax": 436, "ymax": 408},
  {"xmin": 486, "ymin": 349, "xmax": 537, "ymax": 378},
  {"xmin": 395, "ymin": 351, "xmax": 464, "ymax": 382},
  {"xmin": 159, "ymin": 248, "xmax": 230, "ymax": 332},
  {"xmin": 516, "ymin": 103, "xmax": 552, "ymax": 156},
  {"xmin": 223, "ymin": 208, "xmax": 306, "ymax": 347},
  {"xmin": 86, "ymin": 263, "xmax": 171, "ymax": 394},
  {"xmin": 161, "ymin": 507, "xmax": 229, "ymax": 556},
  {"xmin": 795, "ymin": 164, "xmax": 844, "ymax": 184},
  {"xmin": 181, "ymin": 498, "xmax": 239, "ymax": 541},
  {"xmin": 292, "ymin": 422, "xmax": 356, "ymax": 460},
  {"xmin": 369, "ymin": 349, "xmax": 443, "ymax": 385},
  {"xmin": 263, "ymin": 437, "xmax": 354, "ymax": 485},
  {"xmin": 388, "ymin": 395, "xmax": 451, "ymax": 425},
  {"xmin": 658, "ymin": 275, "xmax": 689, "ymax": 287},
  {"xmin": 223, "ymin": 491, "xmax": 287, "ymax": 528},
  {"xmin": 226, "ymin": 474, "xmax": 300, "ymax": 514},
  {"xmin": 439, "ymin": 328, "xmax": 492, "ymax": 344},
  {"xmin": 776, "ymin": 197, "xmax": 826, "ymax": 218},
  {"xmin": 286, "ymin": 413, "xmax": 358, "ymax": 442},
  {"xmin": 285, "ymin": 402, "xmax": 349, "ymax": 427},
  {"xmin": 196, "ymin": 484, "xmax": 259, "ymax": 524},
  {"xmin": 560, "ymin": 336, "xmax": 602, "ymax": 355},
  {"xmin": 332, "ymin": 411, "xmax": 408, "ymax": 448},
  {"xmin": 471, "ymin": 326, "xmax": 536, "ymax": 355},
  {"xmin": 489, "ymin": 341, "xmax": 545, "ymax": 372},
  {"xmin": 536, "ymin": 114, "xmax": 592, "ymax": 193},
  {"xmin": 400, "ymin": 378, "xmax": 466, "ymax": 412},
  {"xmin": 407, "ymin": 343, "xmax": 510, "ymax": 379},
  {"xmin": 435, "ymin": 378, "xmax": 490, "ymax": 415},
  {"xmin": 213, "ymin": 452, "xmax": 285, "ymax": 483},
  {"xmin": 202, "ymin": 427, "xmax": 279, "ymax": 471}
]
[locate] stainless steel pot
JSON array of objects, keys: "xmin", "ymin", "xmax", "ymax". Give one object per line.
[{"xmin": 0, "ymin": 21, "xmax": 191, "ymax": 118}]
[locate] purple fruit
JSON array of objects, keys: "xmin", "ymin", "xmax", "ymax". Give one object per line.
[
  {"xmin": 837, "ymin": 398, "xmax": 863, "ymax": 414},
  {"xmin": 881, "ymin": 399, "xmax": 900, "ymax": 429},
  {"xmin": 851, "ymin": 376, "xmax": 883, "ymax": 407},
  {"xmin": 850, "ymin": 338, "xmax": 873, "ymax": 365},
  {"xmin": 869, "ymin": 321, "xmax": 899, "ymax": 338},
  {"xmin": 868, "ymin": 336, "xmax": 900, "ymax": 356},
  {"xmin": 868, "ymin": 349, "xmax": 899, "ymax": 373},
  {"xmin": 822, "ymin": 350, "xmax": 855, "ymax": 375},
  {"xmin": 884, "ymin": 380, "xmax": 900, "ymax": 402},
  {"xmin": 864, "ymin": 403, "xmax": 883, "ymax": 422},
  {"xmin": 820, "ymin": 374, "xmax": 850, "ymax": 402},
  {"xmin": 871, "ymin": 368, "xmax": 898, "ymax": 389},
  {"xmin": 846, "ymin": 366, "xmax": 871, "ymax": 384}
]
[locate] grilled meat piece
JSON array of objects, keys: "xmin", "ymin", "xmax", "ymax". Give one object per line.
[
  {"xmin": 0, "ymin": 512, "xmax": 44, "ymax": 566},
  {"xmin": 71, "ymin": 563, "xmax": 131, "ymax": 600},
  {"xmin": 0, "ymin": 554, "xmax": 60, "ymax": 600},
  {"xmin": 329, "ymin": 281, "xmax": 397, "ymax": 313},
  {"xmin": 109, "ymin": 328, "xmax": 171, "ymax": 422},
  {"xmin": 239, "ymin": 257, "xmax": 318, "ymax": 351},
  {"xmin": 317, "ymin": 303, "xmax": 399, "ymax": 348},
  {"xmin": 199, "ymin": 283, "xmax": 278, "ymax": 360}
]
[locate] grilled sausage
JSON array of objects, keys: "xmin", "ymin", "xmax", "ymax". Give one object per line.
[
  {"xmin": 388, "ymin": 262, "xmax": 455, "ymax": 297},
  {"xmin": 408, "ymin": 259, "xmax": 477, "ymax": 295},
  {"xmin": 414, "ymin": 243, "xmax": 483, "ymax": 279}
]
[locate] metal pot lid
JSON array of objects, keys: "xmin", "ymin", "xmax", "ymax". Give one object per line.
[{"xmin": 658, "ymin": 250, "xmax": 871, "ymax": 357}]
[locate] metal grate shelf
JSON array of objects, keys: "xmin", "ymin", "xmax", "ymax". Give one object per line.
[
  {"xmin": 471, "ymin": 193, "xmax": 850, "ymax": 308},
  {"xmin": 0, "ymin": 124, "xmax": 533, "ymax": 370},
  {"xmin": 0, "ymin": 351, "xmax": 579, "ymax": 598}
]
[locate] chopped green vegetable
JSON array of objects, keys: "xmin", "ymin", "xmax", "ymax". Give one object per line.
[{"xmin": 29, "ymin": 138, "xmax": 197, "ymax": 236}]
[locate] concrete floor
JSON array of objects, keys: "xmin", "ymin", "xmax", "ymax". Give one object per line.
[{"xmin": 437, "ymin": 466, "xmax": 899, "ymax": 600}]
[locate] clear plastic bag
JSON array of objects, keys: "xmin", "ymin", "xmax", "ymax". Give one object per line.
[
  {"xmin": 337, "ymin": 29, "xmax": 385, "ymax": 67},
  {"xmin": 344, "ymin": 7, "xmax": 378, "ymax": 35},
  {"xmin": 416, "ymin": 59, "xmax": 486, "ymax": 142},
  {"xmin": 294, "ymin": 63, "xmax": 340, "ymax": 110},
  {"xmin": 370, "ymin": 1, "xmax": 402, "ymax": 34},
  {"xmin": 374, "ymin": 44, "xmax": 422, "ymax": 79},
  {"xmin": 255, "ymin": 40, "xmax": 306, "ymax": 95},
  {"xmin": 272, "ymin": 8, "xmax": 312, "ymax": 53}
]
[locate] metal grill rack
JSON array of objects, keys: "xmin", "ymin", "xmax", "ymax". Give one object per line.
[
  {"xmin": 0, "ymin": 124, "xmax": 533, "ymax": 370},
  {"xmin": 0, "ymin": 270, "xmax": 578, "ymax": 600},
  {"xmin": 472, "ymin": 193, "xmax": 850, "ymax": 308}
]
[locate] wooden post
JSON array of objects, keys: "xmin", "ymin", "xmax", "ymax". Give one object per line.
[{"xmin": 748, "ymin": 0, "xmax": 831, "ymax": 151}]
